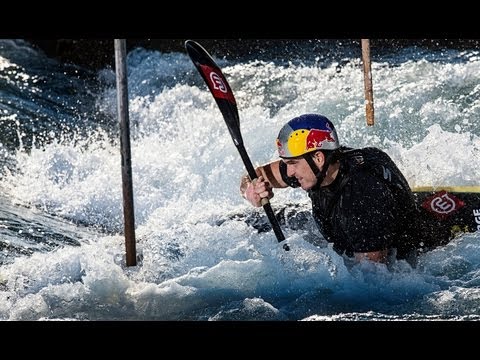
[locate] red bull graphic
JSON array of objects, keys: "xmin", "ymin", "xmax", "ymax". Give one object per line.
[
  {"xmin": 306, "ymin": 129, "xmax": 336, "ymax": 150},
  {"xmin": 199, "ymin": 64, "xmax": 236, "ymax": 103},
  {"xmin": 422, "ymin": 190, "xmax": 465, "ymax": 220},
  {"xmin": 276, "ymin": 114, "xmax": 339, "ymax": 158},
  {"xmin": 283, "ymin": 128, "xmax": 337, "ymax": 157}
]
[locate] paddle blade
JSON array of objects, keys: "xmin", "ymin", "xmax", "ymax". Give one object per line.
[
  {"xmin": 185, "ymin": 40, "xmax": 287, "ymax": 246},
  {"xmin": 185, "ymin": 40, "xmax": 243, "ymax": 145}
]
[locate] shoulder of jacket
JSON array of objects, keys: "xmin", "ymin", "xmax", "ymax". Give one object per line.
[{"xmin": 342, "ymin": 147, "xmax": 388, "ymax": 165}]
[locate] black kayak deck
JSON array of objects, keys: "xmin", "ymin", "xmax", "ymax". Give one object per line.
[
  {"xmin": 222, "ymin": 186, "xmax": 480, "ymax": 250},
  {"xmin": 412, "ymin": 186, "xmax": 480, "ymax": 241}
]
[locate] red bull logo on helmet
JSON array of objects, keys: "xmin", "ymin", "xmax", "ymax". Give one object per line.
[
  {"xmin": 276, "ymin": 114, "xmax": 340, "ymax": 158},
  {"xmin": 285, "ymin": 128, "xmax": 337, "ymax": 157},
  {"xmin": 306, "ymin": 129, "xmax": 336, "ymax": 150}
]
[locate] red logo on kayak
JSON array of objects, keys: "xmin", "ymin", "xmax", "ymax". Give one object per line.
[
  {"xmin": 422, "ymin": 190, "xmax": 465, "ymax": 219},
  {"xmin": 199, "ymin": 65, "xmax": 235, "ymax": 104}
]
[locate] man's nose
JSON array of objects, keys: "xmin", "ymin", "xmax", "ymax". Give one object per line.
[{"xmin": 286, "ymin": 165, "xmax": 295, "ymax": 177}]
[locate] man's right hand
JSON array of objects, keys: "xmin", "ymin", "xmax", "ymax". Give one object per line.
[{"xmin": 243, "ymin": 175, "xmax": 274, "ymax": 207}]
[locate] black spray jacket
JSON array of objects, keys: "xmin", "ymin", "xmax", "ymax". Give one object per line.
[{"xmin": 279, "ymin": 147, "xmax": 424, "ymax": 258}]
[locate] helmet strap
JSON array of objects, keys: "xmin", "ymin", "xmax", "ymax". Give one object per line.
[{"xmin": 303, "ymin": 151, "xmax": 335, "ymax": 190}]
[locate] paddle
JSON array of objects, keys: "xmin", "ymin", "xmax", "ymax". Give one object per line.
[{"xmin": 185, "ymin": 40, "xmax": 288, "ymax": 250}]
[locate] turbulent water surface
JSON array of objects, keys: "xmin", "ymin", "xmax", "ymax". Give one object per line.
[{"xmin": 0, "ymin": 39, "xmax": 479, "ymax": 321}]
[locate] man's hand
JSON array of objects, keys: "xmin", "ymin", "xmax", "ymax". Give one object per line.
[{"xmin": 243, "ymin": 175, "xmax": 274, "ymax": 207}]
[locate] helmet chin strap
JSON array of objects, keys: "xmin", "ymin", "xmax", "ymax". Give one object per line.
[{"xmin": 303, "ymin": 151, "xmax": 334, "ymax": 191}]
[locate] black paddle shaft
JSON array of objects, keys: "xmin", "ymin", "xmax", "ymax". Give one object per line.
[{"xmin": 185, "ymin": 40, "xmax": 288, "ymax": 249}]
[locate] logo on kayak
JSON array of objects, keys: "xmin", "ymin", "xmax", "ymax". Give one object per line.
[
  {"xmin": 474, "ymin": 208, "xmax": 480, "ymax": 231},
  {"xmin": 199, "ymin": 64, "xmax": 235, "ymax": 103},
  {"xmin": 422, "ymin": 190, "xmax": 465, "ymax": 219}
]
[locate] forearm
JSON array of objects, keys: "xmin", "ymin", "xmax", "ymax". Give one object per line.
[
  {"xmin": 239, "ymin": 161, "xmax": 287, "ymax": 206},
  {"xmin": 239, "ymin": 161, "xmax": 286, "ymax": 194},
  {"xmin": 354, "ymin": 250, "xmax": 388, "ymax": 263}
]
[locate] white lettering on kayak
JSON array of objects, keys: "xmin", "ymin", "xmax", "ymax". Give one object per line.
[{"xmin": 474, "ymin": 209, "xmax": 480, "ymax": 230}]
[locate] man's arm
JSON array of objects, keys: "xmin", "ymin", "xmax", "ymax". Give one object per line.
[
  {"xmin": 240, "ymin": 160, "xmax": 288, "ymax": 207},
  {"xmin": 354, "ymin": 250, "xmax": 388, "ymax": 263}
]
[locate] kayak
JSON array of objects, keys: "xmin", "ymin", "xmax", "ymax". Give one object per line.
[
  {"xmin": 412, "ymin": 186, "xmax": 480, "ymax": 247},
  {"xmin": 223, "ymin": 186, "xmax": 480, "ymax": 249}
]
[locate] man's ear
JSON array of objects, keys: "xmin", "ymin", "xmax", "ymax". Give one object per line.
[{"xmin": 312, "ymin": 151, "xmax": 325, "ymax": 166}]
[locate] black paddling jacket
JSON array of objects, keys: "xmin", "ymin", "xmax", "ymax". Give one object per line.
[{"xmin": 279, "ymin": 147, "xmax": 421, "ymax": 258}]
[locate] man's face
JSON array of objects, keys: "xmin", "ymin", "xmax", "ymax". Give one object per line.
[{"xmin": 283, "ymin": 155, "xmax": 321, "ymax": 190}]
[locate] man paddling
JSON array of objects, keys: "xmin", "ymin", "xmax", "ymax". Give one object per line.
[{"xmin": 240, "ymin": 113, "xmax": 445, "ymax": 267}]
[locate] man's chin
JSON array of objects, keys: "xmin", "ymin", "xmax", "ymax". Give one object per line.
[
  {"xmin": 300, "ymin": 183, "xmax": 312, "ymax": 191},
  {"xmin": 300, "ymin": 180, "xmax": 317, "ymax": 190}
]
